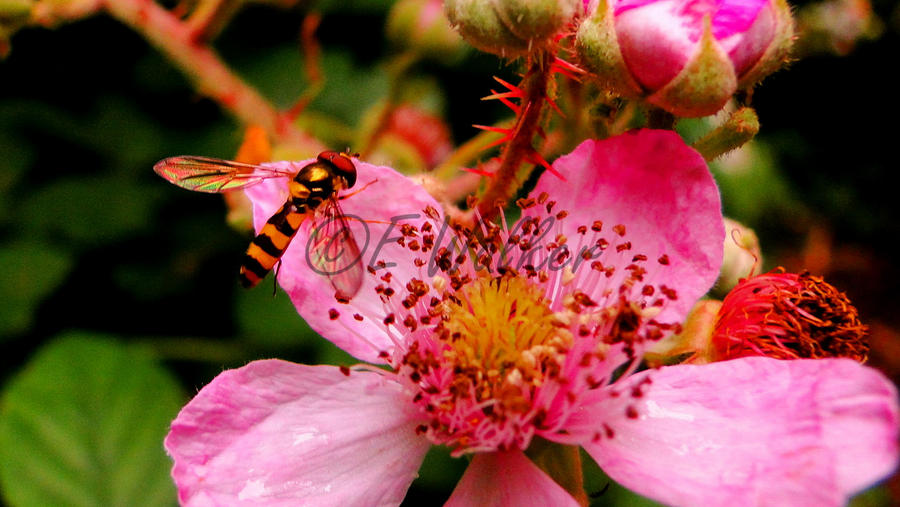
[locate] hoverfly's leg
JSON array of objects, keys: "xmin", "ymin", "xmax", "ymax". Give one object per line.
[
  {"xmin": 272, "ymin": 259, "xmax": 283, "ymax": 297},
  {"xmin": 338, "ymin": 178, "xmax": 378, "ymax": 200}
]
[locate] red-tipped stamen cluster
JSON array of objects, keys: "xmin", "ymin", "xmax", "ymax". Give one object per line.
[
  {"xmin": 712, "ymin": 269, "xmax": 869, "ymax": 362},
  {"xmin": 329, "ymin": 198, "xmax": 680, "ymax": 455}
]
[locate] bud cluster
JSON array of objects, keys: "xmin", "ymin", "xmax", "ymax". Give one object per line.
[{"xmin": 442, "ymin": 0, "xmax": 794, "ymax": 117}]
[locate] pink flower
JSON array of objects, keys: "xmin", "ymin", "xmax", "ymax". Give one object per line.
[
  {"xmin": 165, "ymin": 130, "xmax": 898, "ymax": 505},
  {"xmin": 577, "ymin": 0, "xmax": 794, "ymax": 116}
]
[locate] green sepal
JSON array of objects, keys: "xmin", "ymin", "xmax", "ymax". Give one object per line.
[
  {"xmin": 648, "ymin": 15, "xmax": 737, "ymax": 117},
  {"xmin": 692, "ymin": 106, "xmax": 760, "ymax": 160},
  {"xmin": 575, "ymin": 0, "xmax": 643, "ymax": 98},
  {"xmin": 737, "ymin": 0, "xmax": 795, "ymax": 89},
  {"xmin": 525, "ymin": 437, "xmax": 589, "ymax": 505}
]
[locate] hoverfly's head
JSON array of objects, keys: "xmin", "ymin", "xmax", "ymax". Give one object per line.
[{"xmin": 318, "ymin": 150, "xmax": 358, "ymax": 189}]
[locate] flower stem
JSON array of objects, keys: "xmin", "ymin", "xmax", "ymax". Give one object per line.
[
  {"xmin": 472, "ymin": 51, "xmax": 554, "ymax": 222},
  {"xmin": 102, "ymin": 0, "xmax": 320, "ymax": 151}
]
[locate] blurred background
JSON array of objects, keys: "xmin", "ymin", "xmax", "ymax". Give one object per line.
[{"xmin": 1, "ymin": 0, "xmax": 898, "ymax": 505}]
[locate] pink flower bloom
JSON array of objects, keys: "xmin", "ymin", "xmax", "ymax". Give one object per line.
[
  {"xmin": 165, "ymin": 130, "xmax": 899, "ymax": 505},
  {"xmin": 577, "ymin": 0, "xmax": 794, "ymax": 116}
]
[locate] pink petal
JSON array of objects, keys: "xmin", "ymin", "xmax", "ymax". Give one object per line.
[
  {"xmin": 165, "ymin": 360, "xmax": 431, "ymax": 506},
  {"xmin": 615, "ymin": 0, "xmax": 698, "ymax": 90},
  {"xmin": 536, "ymin": 130, "xmax": 723, "ymax": 323},
  {"xmin": 445, "ymin": 450, "xmax": 581, "ymax": 507},
  {"xmin": 244, "ymin": 161, "xmax": 442, "ymax": 363},
  {"xmin": 723, "ymin": 0, "xmax": 775, "ymax": 76},
  {"xmin": 577, "ymin": 357, "xmax": 899, "ymax": 506}
]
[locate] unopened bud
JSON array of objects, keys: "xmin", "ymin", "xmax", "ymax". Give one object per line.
[
  {"xmin": 445, "ymin": 0, "xmax": 579, "ymax": 58},
  {"xmin": 577, "ymin": 0, "xmax": 794, "ymax": 117}
]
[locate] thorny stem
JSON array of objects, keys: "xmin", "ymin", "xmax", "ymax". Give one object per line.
[
  {"xmin": 102, "ymin": 0, "xmax": 320, "ymax": 151},
  {"xmin": 470, "ymin": 50, "xmax": 555, "ymax": 224}
]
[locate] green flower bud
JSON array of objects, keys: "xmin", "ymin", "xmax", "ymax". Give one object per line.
[{"xmin": 445, "ymin": 0, "xmax": 580, "ymax": 58}]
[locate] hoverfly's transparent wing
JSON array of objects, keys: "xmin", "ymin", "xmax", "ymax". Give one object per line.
[
  {"xmin": 154, "ymin": 156, "xmax": 295, "ymax": 193},
  {"xmin": 307, "ymin": 198, "xmax": 364, "ymax": 300}
]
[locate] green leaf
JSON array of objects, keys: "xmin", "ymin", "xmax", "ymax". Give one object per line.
[
  {"xmin": 0, "ymin": 333, "xmax": 184, "ymax": 507},
  {"xmin": 0, "ymin": 241, "xmax": 72, "ymax": 337}
]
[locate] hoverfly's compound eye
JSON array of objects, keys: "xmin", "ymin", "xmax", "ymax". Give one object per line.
[{"xmin": 318, "ymin": 150, "xmax": 358, "ymax": 189}]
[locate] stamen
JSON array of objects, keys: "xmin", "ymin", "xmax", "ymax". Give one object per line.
[
  {"xmin": 369, "ymin": 203, "xmax": 676, "ymax": 454},
  {"xmin": 713, "ymin": 269, "xmax": 869, "ymax": 361}
]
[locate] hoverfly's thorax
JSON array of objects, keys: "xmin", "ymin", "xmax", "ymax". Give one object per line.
[{"xmin": 291, "ymin": 163, "xmax": 336, "ymax": 210}]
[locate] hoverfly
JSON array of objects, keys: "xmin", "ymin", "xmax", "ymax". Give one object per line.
[{"xmin": 154, "ymin": 150, "xmax": 364, "ymax": 299}]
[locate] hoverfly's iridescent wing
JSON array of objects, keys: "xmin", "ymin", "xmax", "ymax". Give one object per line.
[
  {"xmin": 154, "ymin": 156, "xmax": 295, "ymax": 193},
  {"xmin": 307, "ymin": 198, "xmax": 364, "ymax": 300}
]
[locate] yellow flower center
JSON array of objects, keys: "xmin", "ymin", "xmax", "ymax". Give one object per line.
[{"xmin": 440, "ymin": 274, "xmax": 571, "ymax": 409}]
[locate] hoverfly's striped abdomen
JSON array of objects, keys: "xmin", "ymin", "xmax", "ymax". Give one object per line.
[
  {"xmin": 239, "ymin": 203, "xmax": 306, "ymax": 288},
  {"xmin": 239, "ymin": 161, "xmax": 347, "ymax": 288}
]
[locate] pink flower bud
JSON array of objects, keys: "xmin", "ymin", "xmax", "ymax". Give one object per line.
[{"xmin": 577, "ymin": 0, "xmax": 794, "ymax": 117}]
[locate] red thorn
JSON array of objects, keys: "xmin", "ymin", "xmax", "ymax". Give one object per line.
[
  {"xmin": 463, "ymin": 165, "xmax": 495, "ymax": 177},
  {"xmin": 551, "ymin": 57, "xmax": 585, "ymax": 81},
  {"xmin": 526, "ymin": 149, "xmax": 565, "ymax": 180},
  {"xmin": 484, "ymin": 90, "xmax": 521, "ymax": 113},
  {"xmin": 545, "ymin": 95, "xmax": 564, "ymax": 118},
  {"xmin": 492, "ymin": 75, "xmax": 525, "ymax": 95},
  {"xmin": 473, "ymin": 124, "xmax": 513, "ymax": 135}
]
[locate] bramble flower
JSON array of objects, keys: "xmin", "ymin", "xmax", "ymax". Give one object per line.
[
  {"xmin": 577, "ymin": 0, "xmax": 794, "ymax": 117},
  {"xmin": 165, "ymin": 130, "xmax": 898, "ymax": 505}
]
